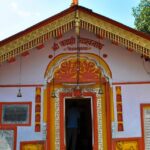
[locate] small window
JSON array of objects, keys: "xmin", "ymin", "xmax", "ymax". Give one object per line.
[{"xmin": 1, "ymin": 102, "xmax": 31, "ymax": 125}]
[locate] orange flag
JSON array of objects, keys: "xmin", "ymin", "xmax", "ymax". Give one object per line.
[{"xmin": 72, "ymin": 0, "xmax": 78, "ymax": 5}]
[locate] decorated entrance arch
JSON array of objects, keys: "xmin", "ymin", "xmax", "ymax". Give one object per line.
[
  {"xmin": 44, "ymin": 53, "xmax": 114, "ymax": 150},
  {"xmin": 44, "ymin": 53, "xmax": 112, "ymax": 83}
]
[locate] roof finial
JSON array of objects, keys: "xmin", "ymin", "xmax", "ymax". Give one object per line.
[{"xmin": 71, "ymin": 0, "xmax": 78, "ymax": 6}]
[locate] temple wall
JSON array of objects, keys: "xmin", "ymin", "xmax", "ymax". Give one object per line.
[
  {"xmin": 0, "ymin": 30, "xmax": 149, "ymax": 85},
  {"xmin": 0, "ymin": 87, "xmax": 44, "ymax": 150},
  {"xmin": 0, "ymin": 30, "xmax": 150, "ymax": 149},
  {"xmin": 113, "ymin": 84, "xmax": 150, "ymax": 138}
]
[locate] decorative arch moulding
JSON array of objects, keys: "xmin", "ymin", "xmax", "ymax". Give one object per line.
[{"xmin": 44, "ymin": 53, "xmax": 112, "ymax": 83}]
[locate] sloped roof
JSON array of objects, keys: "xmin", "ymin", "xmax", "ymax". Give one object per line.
[{"xmin": 0, "ymin": 5, "xmax": 150, "ymax": 63}]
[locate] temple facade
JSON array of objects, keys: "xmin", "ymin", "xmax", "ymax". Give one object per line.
[{"xmin": 0, "ymin": 4, "xmax": 150, "ymax": 150}]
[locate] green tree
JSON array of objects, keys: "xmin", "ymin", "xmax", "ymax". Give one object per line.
[{"xmin": 132, "ymin": 0, "xmax": 150, "ymax": 34}]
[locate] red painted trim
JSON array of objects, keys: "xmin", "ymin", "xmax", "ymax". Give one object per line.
[
  {"xmin": 77, "ymin": 6, "xmax": 150, "ymax": 41},
  {"xmin": 0, "ymin": 104, "xmax": 2, "ymax": 125},
  {"xmin": 7, "ymin": 57, "xmax": 16, "ymax": 63},
  {"xmin": 82, "ymin": 92, "xmax": 99, "ymax": 150},
  {"xmin": 35, "ymin": 87, "xmax": 41, "ymax": 132},
  {"xmin": 0, "ymin": 126, "xmax": 17, "ymax": 150},
  {"xmin": 21, "ymin": 51, "xmax": 29, "ymax": 57},
  {"xmin": 20, "ymin": 140, "xmax": 45, "ymax": 150},
  {"xmin": 116, "ymin": 86, "xmax": 124, "ymax": 132},
  {"xmin": 112, "ymin": 137, "xmax": 143, "ymax": 150},
  {"xmin": 112, "ymin": 81, "xmax": 150, "ymax": 85},
  {"xmin": 140, "ymin": 103, "xmax": 150, "ymax": 150},
  {"xmin": 36, "ymin": 44, "xmax": 45, "ymax": 49},
  {"xmin": 1, "ymin": 5, "xmax": 150, "ymax": 47},
  {"xmin": 0, "ymin": 81, "xmax": 150, "ymax": 88},
  {"xmin": 59, "ymin": 92, "xmax": 72, "ymax": 150},
  {"xmin": 113, "ymin": 137, "xmax": 142, "ymax": 141},
  {"xmin": 0, "ymin": 102, "xmax": 32, "ymax": 126},
  {"xmin": 0, "ymin": 5, "xmax": 149, "ymax": 47},
  {"xmin": 0, "ymin": 84, "xmax": 44, "ymax": 88},
  {"xmin": 105, "ymin": 82, "xmax": 112, "ymax": 150},
  {"xmin": 59, "ymin": 92, "xmax": 99, "ymax": 150},
  {"xmin": 46, "ymin": 83, "xmax": 51, "ymax": 150},
  {"xmin": 0, "ymin": 6, "xmax": 76, "ymax": 45}
]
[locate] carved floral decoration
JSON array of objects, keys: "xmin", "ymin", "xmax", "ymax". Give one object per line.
[{"xmin": 54, "ymin": 59, "xmax": 101, "ymax": 83}]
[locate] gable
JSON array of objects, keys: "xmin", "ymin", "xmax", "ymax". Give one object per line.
[{"xmin": 0, "ymin": 5, "xmax": 150, "ymax": 64}]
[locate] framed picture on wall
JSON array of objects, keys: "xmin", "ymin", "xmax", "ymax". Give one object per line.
[
  {"xmin": 141, "ymin": 104, "xmax": 150, "ymax": 150},
  {"xmin": 0, "ymin": 102, "xmax": 31, "ymax": 126},
  {"xmin": 20, "ymin": 141, "xmax": 45, "ymax": 150},
  {"xmin": 0, "ymin": 127, "xmax": 17, "ymax": 150}
]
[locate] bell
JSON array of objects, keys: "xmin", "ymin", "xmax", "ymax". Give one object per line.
[
  {"xmin": 75, "ymin": 85, "xmax": 80, "ymax": 90},
  {"xmin": 17, "ymin": 88, "xmax": 22, "ymax": 97},
  {"xmin": 51, "ymin": 90, "xmax": 56, "ymax": 98},
  {"xmin": 98, "ymin": 88, "xmax": 103, "ymax": 95}
]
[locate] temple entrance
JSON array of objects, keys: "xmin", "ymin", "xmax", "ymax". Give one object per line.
[
  {"xmin": 45, "ymin": 54, "xmax": 113, "ymax": 150},
  {"xmin": 65, "ymin": 98, "xmax": 92, "ymax": 150}
]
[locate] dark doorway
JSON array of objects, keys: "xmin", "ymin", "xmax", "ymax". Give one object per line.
[{"xmin": 65, "ymin": 98, "xmax": 92, "ymax": 150}]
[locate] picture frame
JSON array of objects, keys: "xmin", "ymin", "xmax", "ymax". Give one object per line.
[
  {"xmin": 0, "ymin": 102, "xmax": 31, "ymax": 126},
  {"xmin": 0, "ymin": 127, "xmax": 17, "ymax": 150}
]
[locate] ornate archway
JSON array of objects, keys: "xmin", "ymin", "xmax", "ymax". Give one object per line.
[
  {"xmin": 44, "ymin": 53, "xmax": 113, "ymax": 150},
  {"xmin": 44, "ymin": 53, "xmax": 112, "ymax": 83}
]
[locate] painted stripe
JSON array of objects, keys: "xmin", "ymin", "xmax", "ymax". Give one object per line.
[
  {"xmin": 0, "ymin": 81, "xmax": 150, "ymax": 88},
  {"xmin": 0, "ymin": 84, "xmax": 44, "ymax": 88},
  {"xmin": 112, "ymin": 81, "xmax": 150, "ymax": 85}
]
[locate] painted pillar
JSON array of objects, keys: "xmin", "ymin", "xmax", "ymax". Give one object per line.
[
  {"xmin": 47, "ymin": 83, "xmax": 56, "ymax": 150},
  {"xmin": 105, "ymin": 82, "xmax": 112, "ymax": 150}
]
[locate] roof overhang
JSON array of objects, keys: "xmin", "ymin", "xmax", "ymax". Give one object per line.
[{"xmin": 0, "ymin": 5, "xmax": 150, "ymax": 63}]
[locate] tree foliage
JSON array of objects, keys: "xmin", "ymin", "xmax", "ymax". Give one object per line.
[{"xmin": 132, "ymin": 0, "xmax": 150, "ymax": 34}]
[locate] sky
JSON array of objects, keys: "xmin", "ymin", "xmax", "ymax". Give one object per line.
[{"xmin": 0, "ymin": 0, "xmax": 140, "ymax": 40}]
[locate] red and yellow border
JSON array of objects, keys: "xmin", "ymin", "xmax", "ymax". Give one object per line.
[
  {"xmin": 0, "ymin": 125, "xmax": 17, "ymax": 150},
  {"xmin": 59, "ymin": 92, "xmax": 99, "ymax": 150},
  {"xmin": 140, "ymin": 104, "xmax": 150, "ymax": 149},
  {"xmin": 112, "ymin": 137, "xmax": 142, "ymax": 150},
  {"xmin": 0, "ymin": 102, "xmax": 32, "ymax": 126},
  {"xmin": 20, "ymin": 140, "xmax": 45, "ymax": 150}
]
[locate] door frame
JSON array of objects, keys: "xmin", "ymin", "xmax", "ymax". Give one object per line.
[
  {"xmin": 59, "ymin": 92, "xmax": 99, "ymax": 150},
  {"xmin": 46, "ymin": 82, "xmax": 112, "ymax": 150},
  {"xmin": 64, "ymin": 98, "xmax": 93, "ymax": 148}
]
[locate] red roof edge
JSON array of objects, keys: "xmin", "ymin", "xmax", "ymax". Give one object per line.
[
  {"xmin": 0, "ymin": 5, "xmax": 78, "ymax": 46},
  {"xmin": 0, "ymin": 5, "xmax": 149, "ymax": 47},
  {"xmin": 78, "ymin": 6, "xmax": 150, "ymax": 40}
]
